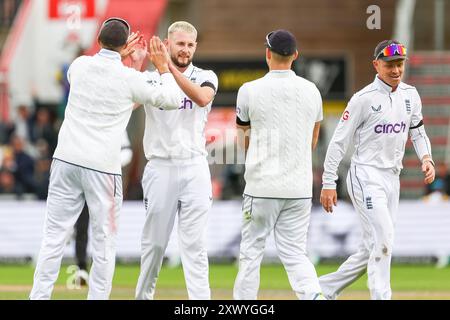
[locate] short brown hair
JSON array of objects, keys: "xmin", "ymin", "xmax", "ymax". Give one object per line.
[{"xmin": 98, "ymin": 18, "xmax": 130, "ymax": 50}]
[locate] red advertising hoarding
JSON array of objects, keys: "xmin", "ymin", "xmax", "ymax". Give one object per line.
[{"xmin": 48, "ymin": 0, "xmax": 95, "ymax": 19}]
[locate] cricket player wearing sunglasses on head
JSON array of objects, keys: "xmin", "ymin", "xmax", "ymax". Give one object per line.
[{"xmin": 319, "ymin": 40, "xmax": 435, "ymax": 300}]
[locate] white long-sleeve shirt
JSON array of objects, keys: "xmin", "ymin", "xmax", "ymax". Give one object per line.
[
  {"xmin": 53, "ymin": 49, "xmax": 180, "ymax": 175},
  {"xmin": 237, "ymin": 70, "xmax": 323, "ymax": 198},
  {"xmin": 322, "ymin": 76, "xmax": 432, "ymax": 189},
  {"xmin": 142, "ymin": 64, "xmax": 218, "ymax": 160}
]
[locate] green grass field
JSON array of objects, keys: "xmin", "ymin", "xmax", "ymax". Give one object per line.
[{"xmin": 1, "ymin": 263, "xmax": 450, "ymax": 300}]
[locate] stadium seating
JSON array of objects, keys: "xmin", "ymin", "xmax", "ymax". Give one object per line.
[{"xmin": 402, "ymin": 53, "xmax": 450, "ymax": 198}]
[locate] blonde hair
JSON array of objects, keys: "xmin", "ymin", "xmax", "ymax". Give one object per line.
[{"xmin": 168, "ymin": 21, "xmax": 197, "ymax": 39}]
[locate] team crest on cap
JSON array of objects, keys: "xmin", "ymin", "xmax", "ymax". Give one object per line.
[
  {"xmin": 371, "ymin": 105, "xmax": 382, "ymax": 113},
  {"xmin": 405, "ymin": 99, "xmax": 411, "ymax": 114}
]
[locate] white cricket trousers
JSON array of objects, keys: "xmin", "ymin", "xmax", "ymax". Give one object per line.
[
  {"xmin": 319, "ymin": 164, "xmax": 400, "ymax": 300},
  {"xmin": 233, "ymin": 196, "xmax": 322, "ymax": 300},
  {"xmin": 135, "ymin": 157, "xmax": 212, "ymax": 300},
  {"xmin": 30, "ymin": 159, "xmax": 122, "ymax": 300}
]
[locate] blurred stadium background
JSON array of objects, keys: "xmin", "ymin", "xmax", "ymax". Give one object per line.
[{"xmin": 0, "ymin": 0, "xmax": 450, "ymax": 299}]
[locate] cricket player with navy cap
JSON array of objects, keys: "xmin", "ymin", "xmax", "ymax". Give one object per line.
[
  {"xmin": 233, "ymin": 29, "xmax": 325, "ymax": 300},
  {"xmin": 30, "ymin": 17, "xmax": 181, "ymax": 300}
]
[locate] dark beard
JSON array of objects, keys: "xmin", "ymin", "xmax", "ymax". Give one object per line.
[{"xmin": 171, "ymin": 55, "xmax": 191, "ymax": 68}]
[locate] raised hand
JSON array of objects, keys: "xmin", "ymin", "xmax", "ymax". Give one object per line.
[
  {"xmin": 120, "ymin": 31, "xmax": 141, "ymax": 61},
  {"xmin": 148, "ymin": 36, "xmax": 170, "ymax": 74},
  {"xmin": 130, "ymin": 36, "xmax": 148, "ymax": 65}
]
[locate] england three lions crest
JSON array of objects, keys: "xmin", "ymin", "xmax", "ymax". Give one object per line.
[{"xmin": 405, "ymin": 99, "xmax": 411, "ymax": 114}]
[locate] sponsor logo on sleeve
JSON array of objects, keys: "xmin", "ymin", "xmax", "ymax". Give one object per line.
[{"xmin": 342, "ymin": 110, "xmax": 350, "ymax": 121}]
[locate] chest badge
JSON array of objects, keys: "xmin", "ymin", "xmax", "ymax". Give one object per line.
[
  {"xmin": 405, "ymin": 99, "xmax": 411, "ymax": 114},
  {"xmin": 371, "ymin": 105, "xmax": 382, "ymax": 113}
]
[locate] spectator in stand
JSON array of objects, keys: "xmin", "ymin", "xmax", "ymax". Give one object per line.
[
  {"xmin": 0, "ymin": 147, "xmax": 16, "ymax": 194},
  {"xmin": 0, "ymin": 168, "xmax": 15, "ymax": 193},
  {"xmin": 30, "ymin": 107, "xmax": 58, "ymax": 155},
  {"xmin": 34, "ymin": 139, "xmax": 51, "ymax": 200},
  {"xmin": 0, "ymin": 121, "xmax": 15, "ymax": 145},
  {"xmin": 10, "ymin": 135, "xmax": 35, "ymax": 196},
  {"xmin": 14, "ymin": 105, "xmax": 33, "ymax": 144},
  {"xmin": 57, "ymin": 47, "xmax": 85, "ymax": 126}
]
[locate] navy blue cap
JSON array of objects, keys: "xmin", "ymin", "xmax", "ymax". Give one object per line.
[
  {"xmin": 374, "ymin": 39, "xmax": 407, "ymax": 61},
  {"xmin": 265, "ymin": 29, "xmax": 297, "ymax": 56}
]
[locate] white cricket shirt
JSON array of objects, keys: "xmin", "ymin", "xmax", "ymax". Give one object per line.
[
  {"xmin": 322, "ymin": 75, "xmax": 430, "ymax": 189},
  {"xmin": 236, "ymin": 70, "xmax": 323, "ymax": 198},
  {"xmin": 53, "ymin": 49, "xmax": 180, "ymax": 174},
  {"xmin": 142, "ymin": 64, "xmax": 218, "ymax": 160}
]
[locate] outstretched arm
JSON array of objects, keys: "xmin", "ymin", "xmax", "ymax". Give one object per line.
[{"xmin": 130, "ymin": 37, "xmax": 180, "ymax": 110}]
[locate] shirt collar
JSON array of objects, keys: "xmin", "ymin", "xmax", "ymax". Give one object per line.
[
  {"xmin": 374, "ymin": 75, "xmax": 402, "ymax": 94},
  {"xmin": 182, "ymin": 63, "xmax": 194, "ymax": 76},
  {"xmin": 97, "ymin": 48, "xmax": 122, "ymax": 62},
  {"xmin": 267, "ymin": 69, "xmax": 295, "ymax": 77}
]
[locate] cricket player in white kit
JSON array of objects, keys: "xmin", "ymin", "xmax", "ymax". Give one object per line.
[
  {"xmin": 135, "ymin": 21, "xmax": 218, "ymax": 300},
  {"xmin": 233, "ymin": 30, "xmax": 324, "ymax": 300},
  {"xmin": 319, "ymin": 40, "xmax": 435, "ymax": 300},
  {"xmin": 29, "ymin": 18, "xmax": 181, "ymax": 300}
]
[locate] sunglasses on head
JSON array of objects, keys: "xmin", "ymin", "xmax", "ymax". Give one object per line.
[
  {"xmin": 102, "ymin": 17, "xmax": 131, "ymax": 35},
  {"xmin": 376, "ymin": 43, "xmax": 407, "ymax": 59}
]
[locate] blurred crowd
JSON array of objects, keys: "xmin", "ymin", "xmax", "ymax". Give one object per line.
[{"xmin": 0, "ymin": 102, "xmax": 58, "ymax": 199}]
